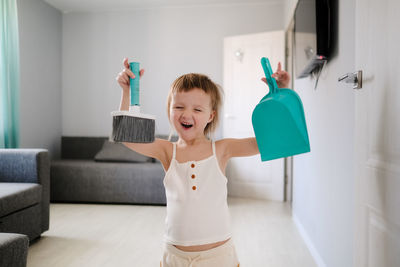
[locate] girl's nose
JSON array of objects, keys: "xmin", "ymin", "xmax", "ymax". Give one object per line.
[{"xmin": 181, "ymin": 110, "xmax": 192, "ymax": 118}]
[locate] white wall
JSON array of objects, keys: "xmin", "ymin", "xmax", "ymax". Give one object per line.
[
  {"xmin": 17, "ymin": 0, "xmax": 62, "ymax": 158},
  {"xmin": 290, "ymin": 0, "xmax": 355, "ymax": 266},
  {"xmin": 62, "ymin": 2, "xmax": 284, "ymax": 137}
]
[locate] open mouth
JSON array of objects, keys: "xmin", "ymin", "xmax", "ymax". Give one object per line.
[{"xmin": 181, "ymin": 122, "xmax": 193, "ymax": 129}]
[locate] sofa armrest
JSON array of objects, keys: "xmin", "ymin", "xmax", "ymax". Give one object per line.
[
  {"xmin": 0, "ymin": 149, "xmax": 50, "ymax": 232},
  {"xmin": 0, "ymin": 149, "xmax": 47, "ymax": 183}
]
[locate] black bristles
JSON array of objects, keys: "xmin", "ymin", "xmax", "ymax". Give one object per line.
[{"xmin": 111, "ymin": 115, "xmax": 155, "ymax": 143}]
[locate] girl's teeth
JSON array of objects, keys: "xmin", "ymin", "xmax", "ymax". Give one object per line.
[{"xmin": 181, "ymin": 122, "xmax": 193, "ymax": 128}]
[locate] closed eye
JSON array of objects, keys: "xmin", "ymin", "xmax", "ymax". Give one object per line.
[{"xmin": 194, "ymin": 109, "xmax": 202, "ymax": 112}]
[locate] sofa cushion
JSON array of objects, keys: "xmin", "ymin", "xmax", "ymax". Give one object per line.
[
  {"xmin": 94, "ymin": 140, "xmax": 151, "ymax": 163},
  {"xmin": 50, "ymin": 160, "xmax": 166, "ymax": 204},
  {"xmin": 0, "ymin": 183, "xmax": 42, "ymax": 218}
]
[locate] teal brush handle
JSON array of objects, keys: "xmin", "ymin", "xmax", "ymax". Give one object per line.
[
  {"xmin": 130, "ymin": 62, "xmax": 140, "ymax": 106},
  {"xmin": 261, "ymin": 57, "xmax": 278, "ymax": 94}
]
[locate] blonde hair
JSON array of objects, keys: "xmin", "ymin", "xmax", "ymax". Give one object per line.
[{"xmin": 167, "ymin": 73, "xmax": 223, "ymax": 138}]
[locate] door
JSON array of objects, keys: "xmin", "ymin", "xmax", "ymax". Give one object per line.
[
  {"xmin": 354, "ymin": 0, "xmax": 400, "ymax": 266},
  {"xmin": 223, "ymin": 31, "xmax": 285, "ymax": 201}
]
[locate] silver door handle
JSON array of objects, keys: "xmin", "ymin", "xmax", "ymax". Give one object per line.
[{"xmin": 338, "ymin": 70, "xmax": 363, "ymax": 89}]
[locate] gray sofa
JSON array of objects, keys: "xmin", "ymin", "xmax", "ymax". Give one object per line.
[
  {"xmin": 0, "ymin": 149, "xmax": 50, "ymax": 241},
  {"xmin": 50, "ymin": 137, "xmax": 167, "ymax": 205}
]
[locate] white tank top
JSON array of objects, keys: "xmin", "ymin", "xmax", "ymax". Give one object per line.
[{"xmin": 163, "ymin": 141, "xmax": 232, "ymax": 246}]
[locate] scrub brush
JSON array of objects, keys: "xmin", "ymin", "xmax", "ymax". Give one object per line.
[{"xmin": 111, "ymin": 62, "xmax": 155, "ymax": 143}]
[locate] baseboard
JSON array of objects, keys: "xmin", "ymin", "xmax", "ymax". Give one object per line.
[{"xmin": 292, "ymin": 212, "xmax": 328, "ymax": 267}]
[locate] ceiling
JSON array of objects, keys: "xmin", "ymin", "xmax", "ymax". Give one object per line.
[{"xmin": 43, "ymin": 0, "xmax": 279, "ymax": 13}]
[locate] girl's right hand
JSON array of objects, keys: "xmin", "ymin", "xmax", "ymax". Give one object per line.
[
  {"xmin": 116, "ymin": 58, "xmax": 145, "ymax": 92},
  {"xmin": 261, "ymin": 62, "xmax": 290, "ymax": 89}
]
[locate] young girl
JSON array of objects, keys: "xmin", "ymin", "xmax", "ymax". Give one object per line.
[{"xmin": 116, "ymin": 58, "xmax": 289, "ymax": 267}]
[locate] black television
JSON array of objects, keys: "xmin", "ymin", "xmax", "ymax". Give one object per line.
[{"xmin": 294, "ymin": 0, "xmax": 333, "ymax": 78}]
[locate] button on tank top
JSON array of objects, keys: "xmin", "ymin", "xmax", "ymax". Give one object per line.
[{"xmin": 163, "ymin": 141, "xmax": 232, "ymax": 246}]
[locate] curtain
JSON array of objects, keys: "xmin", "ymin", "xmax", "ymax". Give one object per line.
[{"xmin": 0, "ymin": 0, "xmax": 20, "ymax": 148}]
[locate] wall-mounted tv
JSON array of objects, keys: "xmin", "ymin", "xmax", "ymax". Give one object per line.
[{"xmin": 294, "ymin": 0, "xmax": 333, "ymax": 79}]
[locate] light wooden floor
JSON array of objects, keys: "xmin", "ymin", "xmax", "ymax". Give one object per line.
[{"xmin": 28, "ymin": 198, "xmax": 316, "ymax": 267}]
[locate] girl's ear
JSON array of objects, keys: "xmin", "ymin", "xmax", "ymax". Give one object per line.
[{"xmin": 208, "ymin": 110, "xmax": 216, "ymax": 123}]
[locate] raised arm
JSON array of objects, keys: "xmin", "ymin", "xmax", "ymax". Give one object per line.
[
  {"xmin": 219, "ymin": 137, "xmax": 259, "ymax": 159},
  {"xmin": 122, "ymin": 139, "xmax": 171, "ymax": 164}
]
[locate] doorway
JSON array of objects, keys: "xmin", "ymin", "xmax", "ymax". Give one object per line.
[{"xmin": 223, "ymin": 31, "xmax": 286, "ymax": 201}]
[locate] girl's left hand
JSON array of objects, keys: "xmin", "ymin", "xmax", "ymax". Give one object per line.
[{"xmin": 261, "ymin": 62, "xmax": 290, "ymax": 88}]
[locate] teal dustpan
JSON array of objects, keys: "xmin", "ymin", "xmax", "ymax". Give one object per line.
[{"xmin": 252, "ymin": 57, "xmax": 310, "ymax": 161}]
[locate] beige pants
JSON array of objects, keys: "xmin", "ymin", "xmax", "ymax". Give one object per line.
[{"xmin": 161, "ymin": 239, "xmax": 240, "ymax": 267}]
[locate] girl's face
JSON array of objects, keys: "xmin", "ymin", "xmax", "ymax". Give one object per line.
[{"xmin": 170, "ymin": 88, "xmax": 215, "ymax": 141}]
